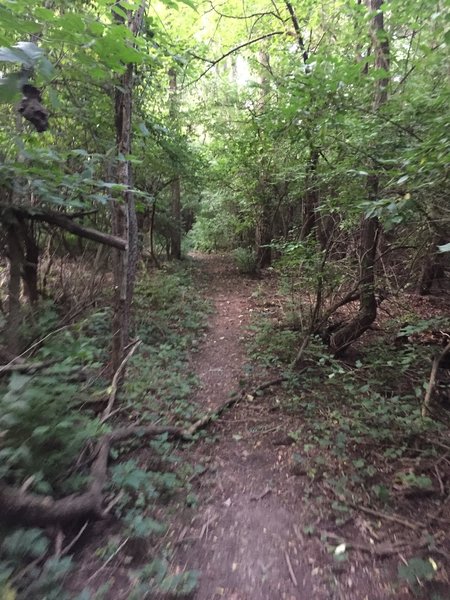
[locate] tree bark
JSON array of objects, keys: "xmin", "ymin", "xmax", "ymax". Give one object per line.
[{"xmin": 111, "ymin": 3, "xmax": 145, "ymax": 371}]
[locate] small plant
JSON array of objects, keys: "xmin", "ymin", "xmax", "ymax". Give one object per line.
[
  {"xmin": 233, "ymin": 247, "xmax": 258, "ymax": 275},
  {"xmin": 398, "ymin": 557, "xmax": 438, "ymax": 590}
]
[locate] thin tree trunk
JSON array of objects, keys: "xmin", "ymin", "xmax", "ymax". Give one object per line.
[
  {"xmin": 255, "ymin": 196, "xmax": 272, "ymax": 268},
  {"xmin": 6, "ymin": 224, "xmax": 23, "ymax": 355},
  {"xmin": 19, "ymin": 221, "xmax": 39, "ymax": 304},
  {"xmin": 111, "ymin": 3, "xmax": 145, "ymax": 371},
  {"xmin": 255, "ymin": 50, "xmax": 273, "ymax": 268},
  {"xmin": 330, "ymin": 0, "xmax": 389, "ymax": 353},
  {"xmin": 169, "ymin": 67, "xmax": 182, "ymax": 260},
  {"xmin": 299, "ymin": 148, "xmax": 319, "ymax": 240},
  {"xmin": 418, "ymin": 234, "xmax": 446, "ymax": 295}
]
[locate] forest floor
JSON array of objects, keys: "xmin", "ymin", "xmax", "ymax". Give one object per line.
[
  {"xmin": 164, "ymin": 253, "xmax": 448, "ymax": 600},
  {"xmin": 66, "ymin": 253, "xmax": 450, "ymax": 600}
]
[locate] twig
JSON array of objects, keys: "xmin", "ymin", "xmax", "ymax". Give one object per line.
[
  {"xmin": 320, "ymin": 531, "xmax": 431, "ymax": 557},
  {"xmin": 293, "ymin": 524, "xmax": 305, "ymax": 545},
  {"xmin": 0, "ymin": 324, "xmax": 70, "ymax": 370},
  {"xmin": 435, "ymin": 465, "xmax": 445, "ymax": 497},
  {"xmin": 185, "ymin": 31, "xmax": 285, "ymax": 88},
  {"xmin": 250, "ymin": 487, "xmax": 272, "ymax": 501},
  {"xmin": 349, "ymin": 503, "xmax": 420, "ymax": 531},
  {"xmin": 423, "ymin": 342, "xmax": 450, "ymax": 417},
  {"xmin": 60, "ymin": 521, "xmax": 89, "ymax": 556},
  {"xmin": 86, "ymin": 537, "xmax": 129, "ymax": 584},
  {"xmin": 54, "ymin": 529, "xmax": 64, "ymax": 559},
  {"xmin": 102, "ymin": 491, "xmax": 125, "ymax": 516},
  {"xmin": 290, "ymin": 336, "xmax": 309, "ymax": 369},
  {"xmin": 284, "ymin": 550, "xmax": 298, "ymax": 587},
  {"xmin": 101, "ymin": 340, "xmax": 141, "ymax": 423}
]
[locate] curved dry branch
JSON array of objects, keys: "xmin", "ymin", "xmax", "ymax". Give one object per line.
[{"xmin": 0, "ymin": 392, "xmax": 245, "ymax": 525}]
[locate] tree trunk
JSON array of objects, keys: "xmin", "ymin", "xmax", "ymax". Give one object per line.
[
  {"xmin": 418, "ymin": 234, "xmax": 447, "ymax": 295},
  {"xmin": 6, "ymin": 224, "xmax": 23, "ymax": 355},
  {"xmin": 299, "ymin": 148, "xmax": 319, "ymax": 241},
  {"xmin": 255, "ymin": 50, "xmax": 273, "ymax": 268},
  {"xmin": 255, "ymin": 200, "xmax": 272, "ymax": 268},
  {"xmin": 111, "ymin": 3, "xmax": 145, "ymax": 371},
  {"xmin": 19, "ymin": 221, "xmax": 39, "ymax": 304},
  {"xmin": 169, "ymin": 67, "xmax": 182, "ymax": 260},
  {"xmin": 330, "ymin": 0, "xmax": 389, "ymax": 353}
]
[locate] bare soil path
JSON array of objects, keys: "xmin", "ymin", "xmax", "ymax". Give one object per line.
[{"xmin": 169, "ymin": 254, "xmax": 327, "ymax": 600}]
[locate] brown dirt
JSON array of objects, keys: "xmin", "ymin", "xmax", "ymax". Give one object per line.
[{"xmin": 169, "ymin": 254, "xmax": 325, "ymax": 600}]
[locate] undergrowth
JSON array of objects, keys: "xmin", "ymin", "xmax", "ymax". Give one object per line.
[
  {"xmin": 0, "ymin": 260, "xmax": 207, "ymax": 599},
  {"xmin": 249, "ymin": 299, "xmax": 450, "ymax": 596}
]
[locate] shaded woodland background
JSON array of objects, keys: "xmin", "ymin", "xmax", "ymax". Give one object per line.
[{"xmin": 0, "ymin": 0, "xmax": 449, "ymax": 597}]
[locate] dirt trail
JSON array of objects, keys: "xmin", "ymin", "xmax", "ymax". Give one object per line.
[{"xmin": 170, "ymin": 254, "xmax": 326, "ymax": 600}]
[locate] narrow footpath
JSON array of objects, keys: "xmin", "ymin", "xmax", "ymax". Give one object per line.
[{"xmin": 169, "ymin": 255, "xmax": 327, "ymax": 600}]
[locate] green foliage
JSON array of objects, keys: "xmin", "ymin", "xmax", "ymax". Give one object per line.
[
  {"xmin": 0, "ymin": 332, "xmax": 106, "ymax": 492},
  {"xmin": 233, "ymin": 247, "xmax": 257, "ymax": 275},
  {"xmin": 1, "ymin": 528, "xmax": 49, "ymax": 561},
  {"xmin": 398, "ymin": 557, "xmax": 437, "ymax": 588},
  {"xmin": 126, "ymin": 265, "xmax": 208, "ymax": 424},
  {"xmin": 0, "ymin": 527, "xmax": 76, "ymax": 600},
  {"xmin": 129, "ymin": 558, "xmax": 199, "ymax": 598}
]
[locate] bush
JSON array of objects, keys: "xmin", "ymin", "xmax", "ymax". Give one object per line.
[{"xmin": 233, "ymin": 247, "xmax": 257, "ymax": 275}]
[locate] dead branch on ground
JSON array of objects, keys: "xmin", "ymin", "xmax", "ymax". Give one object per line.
[{"xmin": 0, "ymin": 389, "xmax": 247, "ymax": 526}]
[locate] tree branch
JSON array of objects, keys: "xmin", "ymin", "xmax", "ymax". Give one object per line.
[
  {"xmin": 185, "ymin": 31, "xmax": 285, "ymax": 88},
  {"xmin": 0, "ymin": 204, "xmax": 126, "ymax": 250}
]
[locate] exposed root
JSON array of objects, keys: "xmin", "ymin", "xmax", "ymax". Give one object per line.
[{"xmin": 0, "ymin": 393, "xmax": 246, "ymax": 526}]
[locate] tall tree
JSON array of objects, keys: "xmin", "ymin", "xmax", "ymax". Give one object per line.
[{"xmin": 111, "ymin": 2, "xmax": 146, "ymax": 370}]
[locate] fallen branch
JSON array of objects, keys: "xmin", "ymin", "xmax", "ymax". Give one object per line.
[
  {"xmin": 325, "ymin": 484, "xmax": 423, "ymax": 531},
  {"xmin": 423, "ymin": 341, "xmax": 450, "ymax": 417},
  {"xmin": 319, "ymin": 530, "xmax": 431, "ymax": 557},
  {"xmin": 350, "ymin": 503, "xmax": 421, "ymax": 531},
  {"xmin": 284, "ymin": 550, "xmax": 298, "ymax": 587},
  {"xmin": 0, "ymin": 391, "xmax": 246, "ymax": 525}
]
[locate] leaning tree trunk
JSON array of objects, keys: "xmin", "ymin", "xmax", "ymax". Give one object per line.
[
  {"xmin": 111, "ymin": 3, "xmax": 145, "ymax": 371},
  {"xmin": 330, "ymin": 0, "xmax": 389, "ymax": 353}
]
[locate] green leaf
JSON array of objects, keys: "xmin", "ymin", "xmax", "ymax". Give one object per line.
[
  {"xmin": 438, "ymin": 242, "xmax": 450, "ymax": 253},
  {"xmin": 0, "ymin": 46, "xmax": 31, "ymax": 65},
  {"xmin": 0, "ymin": 72, "xmax": 23, "ymax": 103}
]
